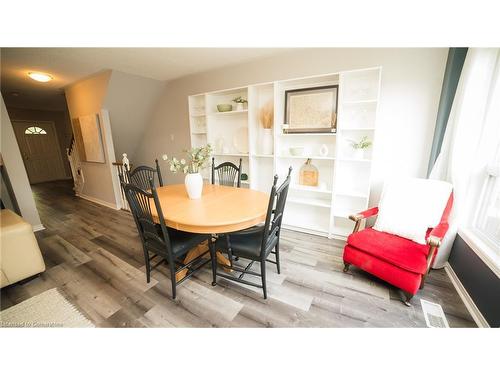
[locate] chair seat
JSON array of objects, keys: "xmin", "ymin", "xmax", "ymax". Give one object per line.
[
  {"xmin": 151, "ymin": 225, "xmax": 207, "ymax": 258},
  {"xmin": 169, "ymin": 228, "xmax": 208, "ymax": 257},
  {"xmin": 216, "ymin": 230, "xmax": 267, "ymax": 261},
  {"xmin": 347, "ymin": 228, "xmax": 429, "ymax": 274}
]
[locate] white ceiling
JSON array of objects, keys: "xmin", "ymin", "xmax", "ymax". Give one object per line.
[{"xmin": 1, "ymin": 48, "xmax": 289, "ymax": 110}]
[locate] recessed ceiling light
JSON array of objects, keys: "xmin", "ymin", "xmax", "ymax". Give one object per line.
[{"xmin": 28, "ymin": 72, "xmax": 53, "ymax": 82}]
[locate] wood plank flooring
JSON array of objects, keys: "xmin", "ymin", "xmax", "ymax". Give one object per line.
[{"xmin": 0, "ymin": 180, "xmax": 476, "ymax": 327}]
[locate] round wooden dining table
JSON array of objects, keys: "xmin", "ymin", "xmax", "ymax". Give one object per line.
[{"xmin": 152, "ymin": 184, "xmax": 270, "ymax": 281}]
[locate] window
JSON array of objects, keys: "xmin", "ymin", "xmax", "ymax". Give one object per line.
[
  {"xmin": 475, "ymin": 174, "xmax": 500, "ymax": 251},
  {"xmin": 24, "ymin": 126, "xmax": 47, "ymax": 135},
  {"xmin": 468, "ymin": 49, "xmax": 500, "ymax": 260}
]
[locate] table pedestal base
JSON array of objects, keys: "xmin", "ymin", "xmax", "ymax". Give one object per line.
[{"xmin": 175, "ymin": 240, "xmax": 231, "ymax": 282}]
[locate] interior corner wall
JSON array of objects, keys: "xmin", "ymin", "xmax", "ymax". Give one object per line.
[
  {"xmin": 104, "ymin": 71, "xmax": 165, "ymax": 161},
  {"xmin": 64, "ymin": 70, "xmax": 119, "ymax": 208},
  {"xmin": 5, "ymin": 106, "xmax": 73, "ymax": 178},
  {"xmin": 134, "ymin": 48, "xmax": 448, "ymax": 205},
  {"xmin": 0, "ymin": 95, "xmax": 42, "ymax": 228}
]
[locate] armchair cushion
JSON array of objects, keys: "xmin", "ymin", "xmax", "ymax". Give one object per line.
[
  {"xmin": 347, "ymin": 228, "xmax": 429, "ymax": 274},
  {"xmin": 343, "ymin": 245, "xmax": 423, "ymax": 294},
  {"xmin": 373, "ymin": 178, "xmax": 452, "ymax": 244},
  {"xmin": 1, "ymin": 209, "xmax": 46, "ymax": 288}
]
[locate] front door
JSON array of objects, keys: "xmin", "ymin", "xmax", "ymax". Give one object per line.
[{"xmin": 12, "ymin": 120, "xmax": 66, "ymax": 184}]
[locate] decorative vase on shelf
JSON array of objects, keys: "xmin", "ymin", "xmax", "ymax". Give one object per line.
[
  {"xmin": 299, "ymin": 159, "xmax": 319, "ymax": 187},
  {"xmin": 261, "ymin": 129, "xmax": 273, "ymax": 155},
  {"xmin": 185, "ymin": 172, "xmax": 203, "ymax": 199},
  {"xmin": 346, "ymin": 136, "xmax": 371, "ymax": 160},
  {"xmin": 319, "ymin": 144, "xmax": 329, "ymax": 157},
  {"xmin": 236, "ymin": 103, "xmax": 244, "ymax": 111}
]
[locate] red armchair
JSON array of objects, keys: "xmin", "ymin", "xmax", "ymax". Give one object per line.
[{"xmin": 342, "ymin": 193, "xmax": 453, "ymax": 306}]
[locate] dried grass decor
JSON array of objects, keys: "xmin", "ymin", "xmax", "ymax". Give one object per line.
[{"xmin": 259, "ymin": 101, "xmax": 274, "ymax": 129}]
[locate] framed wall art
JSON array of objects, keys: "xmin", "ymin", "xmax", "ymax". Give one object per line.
[
  {"xmin": 74, "ymin": 113, "xmax": 106, "ymax": 163},
  {"xmin": 284, "ymin": 85, "xmax": 338, "ymax": 133}
]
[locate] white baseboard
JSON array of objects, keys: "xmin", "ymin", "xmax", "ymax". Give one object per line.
[
  {"xmin": 444, "ymin": 262, "xmax": 489, "ymax": 328},
  {"xmin": 76, "ymin": 193, "xmax": 120, "ymax": 210},
  {"xmin": 282, "ymin": 224, "xmax": 329, "ymax": 238},
  {"xmin": 32, "ymin": 224, "xmax": 45, "ymax": 232}
]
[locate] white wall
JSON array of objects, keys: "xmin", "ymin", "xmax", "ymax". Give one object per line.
[
  {"xmin": 65, "ymin": 70, "xmax": 120, "ymax": 207},
  {"xmin": 64, "ymin": 69, "xmax": 164, "ymax": 208},
  {"xmin": 134, "ymin": 48, "xmax": 447, "ymax": 204},
  {"xmin": 104, "ymin": 71, "xmax": 165, "ymax": 160},
  {"xmin": 0, "ymin": 96, "xmax": 43, "ymax": 229}
]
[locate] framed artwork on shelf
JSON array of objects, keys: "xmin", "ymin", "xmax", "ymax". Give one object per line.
[{"xmin": 284, "ymin": 85, "xmax": 338, "ymax": 133}]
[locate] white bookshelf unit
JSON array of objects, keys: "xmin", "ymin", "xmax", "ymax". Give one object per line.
[{"xmin": 188, "ymin": 67, "xmax": 381, "ymax": 239}]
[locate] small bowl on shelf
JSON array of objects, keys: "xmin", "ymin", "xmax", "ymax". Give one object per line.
[
  {"xmin": 289, "ymin": 146, "xmax": 305, "ymax": 156},
  {"xmin": 217, "ymin": 104, "xmax": 233, "ymax": 112}
]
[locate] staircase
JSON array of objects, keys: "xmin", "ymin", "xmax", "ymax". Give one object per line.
[{"xmin": 66, "ymin": 137, "xmax": 84, "ymax": 194}]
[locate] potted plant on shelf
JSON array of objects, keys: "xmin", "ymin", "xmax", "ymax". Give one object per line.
[
  {"xmin": 346, "ymin": 136, "xmax": 372, "ymax": 159},
  {"xmin": 232, "ymin": 96, "xmax": 248, "ymax": 111},
  {"xmin": 259, "ymin": 101, "xmax": 274, "ymax": 155},
  {"xmin": 162, "ymin": 144, "xmax": 212, "ymax": 199}
]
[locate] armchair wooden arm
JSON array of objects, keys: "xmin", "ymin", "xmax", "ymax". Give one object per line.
[
  {"xmin": 349, "ymin": 207, "xmax": 379, "ymax": 233},
  {"xmin": 422, "ymin": 193, "xmax": 453, "ymax": 278},
  {"xmin": 423, "ymin": 221, "xmax": 449, "ymax": 276}
]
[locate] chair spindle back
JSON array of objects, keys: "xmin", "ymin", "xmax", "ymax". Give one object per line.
[
  {"xmin": 261, "ymin": 167, "xmax": 292, "ymax": 255},
  {"xmin": 127, "ymin": 159, "xmax": 163, "ymax": 191},
  {"xmin": 211, "ymin": 157, "xmax": 242, "ymax": 187}
]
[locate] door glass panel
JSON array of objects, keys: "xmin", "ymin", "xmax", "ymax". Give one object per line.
[{"xmin": 25, "ymin": 126, "xmax": 47, "ymax": 135}]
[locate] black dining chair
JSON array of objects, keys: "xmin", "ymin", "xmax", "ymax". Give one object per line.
[
  {"xmin": 211, "ymin": 157, "xmax": 242, "ymax": 187},
  {"xmin": 210, "ymin": 167, "xmax": 292, "ymax": 299},
  {"xmin": 121, "ymin": 177, "xmax": 211, "ymax": 299},
  {"xmin": 127, "ymin": 159, "xmax": 164, "ymax": 190}
]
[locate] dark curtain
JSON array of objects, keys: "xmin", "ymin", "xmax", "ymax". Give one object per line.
[{"xmin": 427, "ymin": 48, "xmax": 468, "ymax": 176}]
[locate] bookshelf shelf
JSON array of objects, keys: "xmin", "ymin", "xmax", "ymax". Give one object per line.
[
  {"xmin": 278, "ymin": 155, "xmax": 335, "ymax": 161},
  {"xmin": 279, "ymin": 132, "xmax": 337, "ymax": 137},
  {"xmin": 252, "ymin": 154, "xmax": 274, "ymax": 158},
  {"xmin": 208, "ymin": 109, "xmax": 248, "ymax": 116},
  {"xmin": 288, "ymin": 197, "xmax": 332, "ymax": 208},
  {"xmin": 213, "ymin": 153, "xmax": 249, "ymax": 157}
]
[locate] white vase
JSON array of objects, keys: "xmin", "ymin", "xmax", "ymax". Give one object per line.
[
  {"xmin": 319, "ymin": 144, "xmax": 329, "ymax": 157},
  {"xmin": 184, "ymin": 172, "xmax": 203, "ymax": 199},
  {"xmin": 261, "ymin": 129, "xmax": 273, "ymax": 155},
  {"xmin": 236, "ymin": 103, "xmax": 244, "ymax": 111}
]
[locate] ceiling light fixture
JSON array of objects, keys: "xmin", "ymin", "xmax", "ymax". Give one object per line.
[{"xmin": 28, "ymin": 72, "xmax": 53, "ymax": 82}]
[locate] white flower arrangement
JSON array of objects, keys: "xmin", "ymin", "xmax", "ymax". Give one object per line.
[{"xmin": 162, "ymin": 144, "xmax": 213, "ymax": 174}]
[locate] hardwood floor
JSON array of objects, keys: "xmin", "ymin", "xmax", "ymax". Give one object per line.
[{"xmin": 1, "ymin": 180, "xmax": 476, "ymax": 327}]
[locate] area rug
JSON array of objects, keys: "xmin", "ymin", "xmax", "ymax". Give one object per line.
[{"xmin": 0, "ymin": 288, "xmax": 94, "ymax": 328}]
